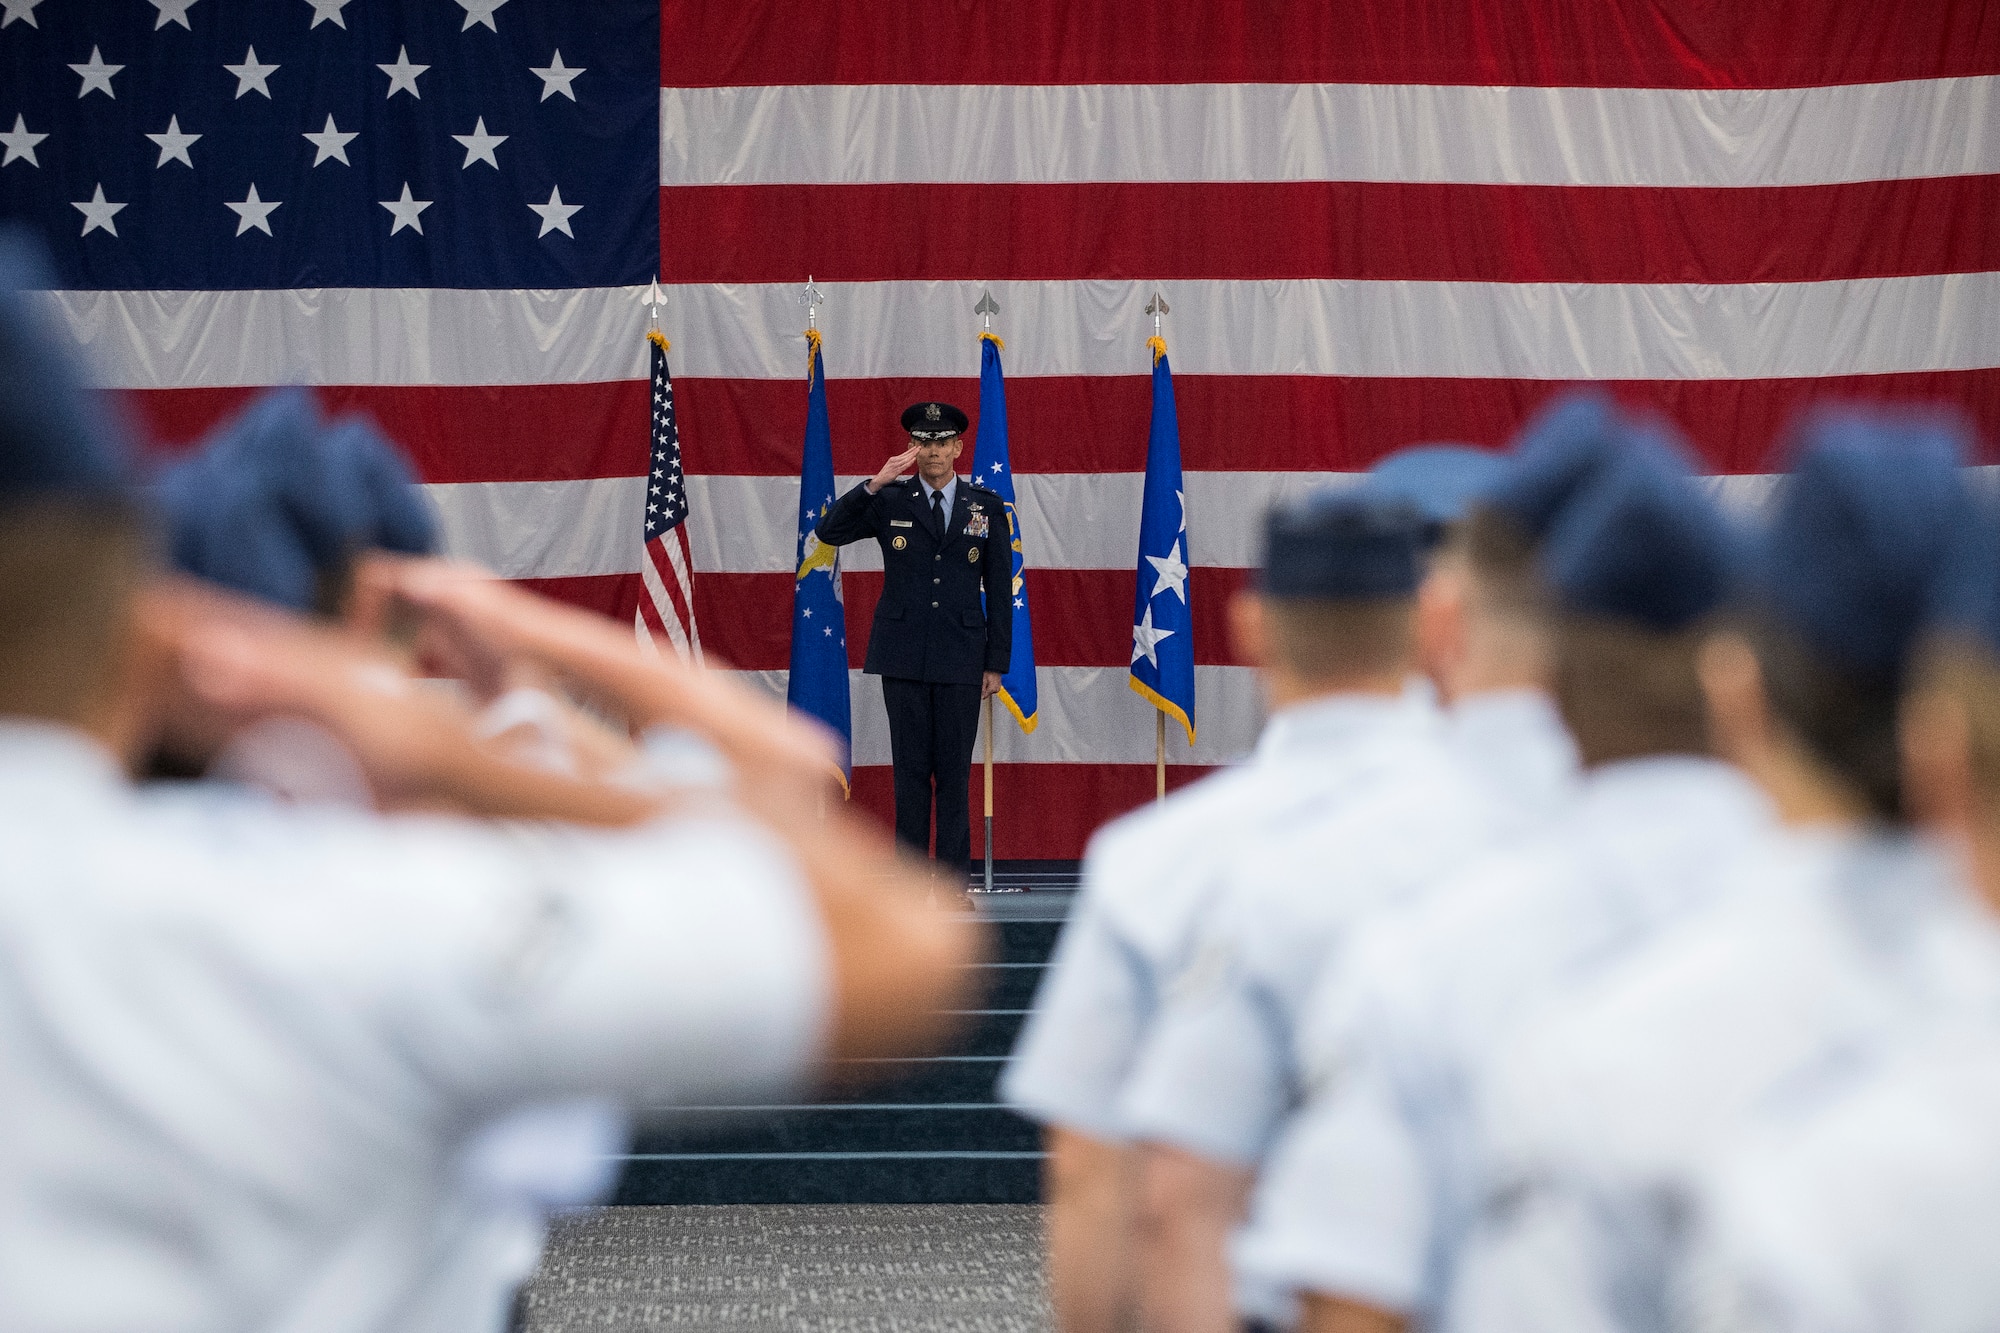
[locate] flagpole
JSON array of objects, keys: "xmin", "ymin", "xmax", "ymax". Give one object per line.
[
  {"xmin": 1145, "ymin": 289, "xmax": 1172, "ymax": 804},
  {"xmin": 975, "ymin": 289, "xmax": 1003, "ymax": 891}
]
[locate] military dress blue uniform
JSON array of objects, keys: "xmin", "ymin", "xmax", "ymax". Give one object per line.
[{"xmin": 814, "ymin": 403, "xmax": 1014, "ymax": 871}]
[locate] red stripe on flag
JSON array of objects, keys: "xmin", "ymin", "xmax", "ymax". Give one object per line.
[
  {"xmin": 662, "ymin": 178, "xmax": 2000, "ymax": 286},
  {"xmin": 678, "ymin": 371, "xmax": 2000, "ymax": 479},
  {"xmin": 123, "ymin": 382, "xmax": 651, "ymax": 483},
  {"xmin": 849, "ymin": 762, "xmax": 1221, "ymax": 859},
  {"xmin": 664, "ymin": 1, "xmax": 2000, "ymax": 89},
  {"xmin": 675, "ymin": 568, "xmax": 1253, "ymax": 674},
  {"xmin": 124, "ymin": 371, "xmax": 2000, "ymax": 486}
]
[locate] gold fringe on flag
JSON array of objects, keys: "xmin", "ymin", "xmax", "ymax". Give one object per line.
[
  {"xmin": 1147, "ymin": 334, "xmax": 1168, "ymax": 366},
  {"xmin": 646, "ymin": 328, "xmax": 670, "ymax": 355},
  {"xmin": 979, "ymin": 330, "xmax": 1006, "ymax": 352}
]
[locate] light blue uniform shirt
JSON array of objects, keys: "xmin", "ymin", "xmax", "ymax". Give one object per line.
[
  {"xmin": 1114, "ymin": 689, "xmax": 1573, "ymax": 1325},
  {"xmin": 1233, "ymin": 756, "xmax": 1774, "ymax": 1322},
  {"xmin": 1116, "ymin": 690, "xmax": 1575, "ymax": 1167},
  {"xmin": 1454, "ymin": 830, "xmax": 2000, "ymax": 1333},
  {"xmin": 1680, "ymin": 1009, "xmax": 2000, "ymax": 1333},
  {"xmin": 0, "ymin": 722, "xmax": 828, "ymax": 1333},
  {"xmin": 1002, "ymin": 690, "xmax": 1444, "ymax": 1142}
]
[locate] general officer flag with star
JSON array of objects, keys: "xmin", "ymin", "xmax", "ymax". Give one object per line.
[
  {"xmin": 970, "ymin": 331, "xmax": 1038, "ymax": 732},
  {"xmin": 787, "ymin": 328, "xmax": 852, "ymax": 783},
  {"xmin": 1129, "ymin": 336, "xmax": 1195, "ymax": 742}
]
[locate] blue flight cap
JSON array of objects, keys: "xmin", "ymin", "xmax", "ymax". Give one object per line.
[
  {"xmin": 1259, "ymin": 489, "xmax": 1429, "ymax": 601},
  {"xmin": 1542, "ymin": 441, "xmax": 1739, "ymax": 632},
  {"xmin": 1481, "ymin": 392, "xmax": 1630, "ymax": 543},
  {"xmin": 0, "ymin": 229, "xmax": 132, "ymax": 502},
  {"xmin": 1757, "ymin": 409, "xmax": 1977, "ymax": 675},
  {"xmin": 157, "ymin": 389, "xmax": 327, "ymax": 609},
  {"xmin": 159, "ymin": 391, "xmax": 437, "ymax": 610},
  {"xmin": 314, "ymin": 416, "xmax": 438, "ymax": 561},
  {"xmin": 1362, "ymin": 444, "xmax": 1509, "ymax": 540}
]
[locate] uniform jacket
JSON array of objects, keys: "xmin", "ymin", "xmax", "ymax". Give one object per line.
[{"xmin": 816, "ymin": 475, "xmax": 1014, "ymax": 684}]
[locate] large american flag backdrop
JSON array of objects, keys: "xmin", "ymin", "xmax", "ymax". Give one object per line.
[{"xmin": 6, "ymin": 3, "xmax": 1997, "ymax": 856}]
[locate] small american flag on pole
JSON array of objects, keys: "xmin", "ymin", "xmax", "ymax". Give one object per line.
[{"xmin": 635, "ymin": 314, "xmax": 702, "ymax": 663}]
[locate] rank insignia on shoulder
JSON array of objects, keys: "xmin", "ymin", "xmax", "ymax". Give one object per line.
[
  {"xmin": 968, "ymin": 546, "xmax": 980, "ymax": 562},
  {"xmin": 893, "ymin": 535, "xmax": 908, "ymax": 551}
]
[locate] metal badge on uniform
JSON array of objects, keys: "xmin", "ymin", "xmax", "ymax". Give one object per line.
[
  {"xmin": 893, "ymin": 535, "xmax": 908, "ymax": 550},
  {"xmin": 968, "ymin": 546, "xmax": 979, "ymax": 562},
  {"xmin": 965, "ymin": 510, "xmax": 990, "ymax": 539},
  {"xmin": 889, "ymin": 520, "xmax": 914, "ymax": 527}
]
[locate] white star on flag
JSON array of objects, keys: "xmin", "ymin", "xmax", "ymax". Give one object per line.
[
  {"xmin": 148, "ymin": 0, "xmax": 198, "ymax": 30},
  {"xmin": 226, "ymin": 183, "xmax": 281, "ymax": 236},
  {"xmin": 72, "ymin": 184, "xmax": 125, "ymax": 237},
  {"xmin": 146, "ymin": 115, "xmax": 200, "ymax": 168},
  {"xmin": 530, "ymin": 50, "xmax": 583, "ymax": 101},
  {"xmin": 379, "ymin": 183, "xmax": 431, "ymax": 235},
  {"xmin": 378, "ymin": 46, "xmax": 427, "ymax": 99},
  {"xmin": 1, "ymin": 0, "xmax": 46, "ymax": 28},
  {"xmin": 0, "ymin": 114, "xmax": 47, "ymax": 167},
  {"xmin": 451, "ymin": 117, "xmax": 507, "ymax": 169},
  {"xmin": 70, "ymin": 47, "xmax": 123, "ymax": 99},
  {"xmin": 455, "ymin": 0, "xmax": 510, "ymax": 31},
  {"xmin": 303, "ymin": 114, "xmax": 356, "ymax": 166},
  {"xmin": 225, "ymin": 46, "xmax": 278, "ymax": 99},
  {"xmin": 304, "ymin": 0, "xmax": 352, "ymax": 28},
  {"xmin": 1146, "ymin": 539, "xmax": 1189, "ymax": 603},
  {"xmin": 1132, "ymin": 603, "xmax": 1175, "ymax": 668},
  {"xmin": 528, "ymin": 184, "xmax": 581, "ymax": 238}
]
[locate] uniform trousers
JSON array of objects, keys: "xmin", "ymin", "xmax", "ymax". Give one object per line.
[{"xmin": 881, "ymin": 676, "xmax": 982, "ymax": 872}]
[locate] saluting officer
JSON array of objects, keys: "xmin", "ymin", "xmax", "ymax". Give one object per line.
[{"xmin": 816, "ymin": 401, "xmax": 1013, "ymax": 875}]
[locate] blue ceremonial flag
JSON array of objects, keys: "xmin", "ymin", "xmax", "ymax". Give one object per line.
[
  {"xmin": 1129, "ymin": 336, "xmax": 1195, "ymax": 742},
  {"xmin": 787, "ymin": 328, "xmax": 852, "ymax": 782},
  {"xmin": 970, "ymin": 331, "xmax": 1038, "ymax": 733}
]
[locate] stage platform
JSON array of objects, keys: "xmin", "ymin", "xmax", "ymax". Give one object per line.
[
  {"xmin": 612, "ymin": 863, "xmax": 1078, "ymax": 1207},
  {"xmin": 518, "ymin": 1204, "xmax": 1050, "ymax": 1331}
]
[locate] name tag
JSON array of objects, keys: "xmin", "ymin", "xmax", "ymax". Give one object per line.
[{"xmin": 889, "ymin": 520, "xmax": 914, "ymax": 528}]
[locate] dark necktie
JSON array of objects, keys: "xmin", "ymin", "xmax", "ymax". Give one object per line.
[{"xmin": 930, "ymin": 488, "xmax": 945, "ymax": 538}]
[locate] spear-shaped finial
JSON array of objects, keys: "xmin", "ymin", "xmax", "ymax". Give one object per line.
[
  {"xmin": 1144, "ymin": 290, "xmax": 1170, "ymax": 337},
  {"xmin": 801, "ymin": 275, "xmax": 825, "ymax": 330},
  {"xmin": 974, "ymin": 289, "xmax": 1000, "ymax": 331}
]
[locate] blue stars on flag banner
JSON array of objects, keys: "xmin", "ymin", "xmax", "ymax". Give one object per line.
[{"xmin": 0, "ymin": 0, "xmax": 656, "ymax": 289}]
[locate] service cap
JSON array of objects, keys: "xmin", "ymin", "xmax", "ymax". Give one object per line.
[
  {"xmin": 1259, "ymin": 489, "xmax": 1429, "ymax": 601},
  {"xmin": 1482, "ymin": 392, "xmax": 1632, "ymax": 544},
  {"xmin": 1758, "ymin": 409, "xmax": 1978, "ymax": 675},
  {"xmin": 1542, "ymin": 438, "xmax": 1739, "ymax": 632},
  {"xmin": 901, "ymin": 401, "xmax": 969, "ymax": 441},
  {"xmin": 1362, "ymin": 443, "xmax": 1509, "ymax": 543},
  {"xmin": 0, "ymin": 229, "xmax": 133, "ymax": 503}
]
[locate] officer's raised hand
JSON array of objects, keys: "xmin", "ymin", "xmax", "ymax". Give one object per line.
[{"xmin": 866, "ymin": 444, "xmax": 922, "ymax": 494}]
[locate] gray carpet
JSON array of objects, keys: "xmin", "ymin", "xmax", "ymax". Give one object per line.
[{"xmin": 518, "ymin": 1204, "xmax": 1052, "ymax": 1331}]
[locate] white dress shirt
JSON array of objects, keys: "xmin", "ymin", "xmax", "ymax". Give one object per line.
[{"xmin": 0, "ymin": 721, "xmax": 828, "ymax": 1333}]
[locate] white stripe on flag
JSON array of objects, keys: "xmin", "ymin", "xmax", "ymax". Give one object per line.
[
  {"xmin": 728, "ymin": 665, "xmax": 1264, "ymax": 766},
  {"xmin": 44, "ymin": 272, "xmax": 2000, "ymax": 388},
  {"xmin": 656, "ymin": 275, "xmax": 2000, "ymax": 381},
  {"xmin": 426, "ymin": 471, "xmax": 1860, "ymax": 581},
  {"xmin": 661, "ymin": 77, "xmax": 2000, "ymax": 189}
]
